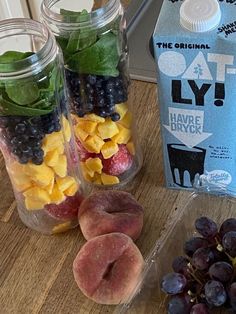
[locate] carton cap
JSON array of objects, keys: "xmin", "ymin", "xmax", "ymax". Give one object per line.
[{"xmin": 180, "ymin": 0, "xmax": 221, "ymax": 33}]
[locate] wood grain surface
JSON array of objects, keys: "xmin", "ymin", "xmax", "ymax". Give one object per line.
[{"xmin": 0, "ymin": 1, "xmax": 191, "ymax": 313}]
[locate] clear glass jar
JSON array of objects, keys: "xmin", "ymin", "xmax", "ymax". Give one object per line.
[
  {"xmin": 41, "ymin": 0, "xmax": 142, "ymax": 187},
  {"xmin": 0, "ymin": 18, "xmax": 84, "ymax": 234}
]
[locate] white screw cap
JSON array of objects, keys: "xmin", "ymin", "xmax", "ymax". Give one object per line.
[{"xmin": 180, "ymin": 0, "xmax": 221, "ymax": 33}]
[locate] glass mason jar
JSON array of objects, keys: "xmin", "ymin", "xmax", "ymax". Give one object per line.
[
  {"xmin": 0, "ymin": 18, "xmax": 84, "ymax": 234},
  {"xmin": 41, "ymin": 0, "xmax": 143, "ymax": 187}
]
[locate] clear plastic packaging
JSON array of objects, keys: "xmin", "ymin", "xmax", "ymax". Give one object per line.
[
  {"xmin": 0, "ymin": 19, "xmax": 84, "ymax": 234},
  {"xmin": 116, "ymin": 188, "xmax": 235, "ymax": 313},
  {"xmin": 41, "ymin": 0, "xmax": 143, "ymax": 187}
]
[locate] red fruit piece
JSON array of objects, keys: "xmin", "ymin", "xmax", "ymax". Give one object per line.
[
  {"xmin": 46, "ymin": 192, "xmax": 84, "ymax": 220},
  {"xmin": 76, "ymin": 139, "xmax": 95, "ymax": 162},
  {"xmin": 102, "ymin": 144, "xmax": 133, "ymax": 176}
]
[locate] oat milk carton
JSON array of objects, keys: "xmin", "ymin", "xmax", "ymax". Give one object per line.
[{"xmin": 153, "ymin": 0, "xmax": 236, "ymax": 191}]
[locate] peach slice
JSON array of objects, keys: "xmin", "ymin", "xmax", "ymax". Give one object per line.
[
  {"xmin": 73, "ymin": 233, "xmax": 144, "ymax": 305},
  {"xmin": 79, "ymin": 191, "xmax": 144, "ymax": 241}
]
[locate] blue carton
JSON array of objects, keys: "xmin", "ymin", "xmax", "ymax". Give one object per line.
[{"xmin": 153, "ymin": 0, "xmax": 236, "ymax": 191}]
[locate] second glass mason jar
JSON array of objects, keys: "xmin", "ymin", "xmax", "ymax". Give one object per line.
[
  {"xmin": 0, "ymin": 18, "xmax": 84, "ymax": 234},
  {"xmin": 41, "ymin": 0, "xmax": 143, "ymax": 187}
]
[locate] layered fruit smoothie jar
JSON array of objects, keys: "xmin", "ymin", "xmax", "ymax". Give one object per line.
[
  {"xmin": 41, "ymin": 0, "xmax": 143, "ymax": 187},
  {"xmin": 0, "ymin": 19, "xmax": 84, "ymax": 234}
]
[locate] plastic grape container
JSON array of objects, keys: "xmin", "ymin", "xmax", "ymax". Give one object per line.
[{"xmin": 116, "ymin": 189, "xmax": 235, "ymax": 314}]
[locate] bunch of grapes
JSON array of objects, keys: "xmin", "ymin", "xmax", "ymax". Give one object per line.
[{"xmin": 161, "ymin": 217, "xmax": 236, "ymax": 313}]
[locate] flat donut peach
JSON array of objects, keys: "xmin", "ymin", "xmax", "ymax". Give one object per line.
[
  {"xmin": 78, "ymin": 191, "xmax": 144, "ymax": 241},
  {"xmin": 73, "ymin": 233, "xmax": 144, "ymax": 305}
]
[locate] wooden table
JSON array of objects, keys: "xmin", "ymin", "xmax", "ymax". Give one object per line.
[{"xmin": 0, "ymin": 3, "xmax": 190, "ymax": 314}]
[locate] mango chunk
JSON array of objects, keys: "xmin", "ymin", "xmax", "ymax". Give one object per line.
[
  {"xmin": 8, "ymin": 163, "xmax": 32, "ymax": 192},
  {"xmin": 50, "ymin": 184, "xmax": 66, "ymax": 204},
  {"xmin": 74, "ymin": 124, "xmax": 89, "ymax": 141},
  {"xmin": 52, "ymin": 155, "xmax": 67, "ymax": 178},
  {"xmin": 52, "ymin": 221, "xmax": 71, "ymax": 234},
  {"xmin": 25, "ymin": 163, "xmax": 54, "ymax": 187},
  {"xmin": 83, "ymin": 135, "xmax": 105, "ymax": 153},
  {"xmin": 85, "ymin": 158, "xmax": 103, "ymax": 174},
  {"xmin": 62, "ymin": 116, "xmax": 72, "ymax": 142},
  {"xmin": 42, "ymin": 131, "xmax": 64, "ymax": 152},
  {"xmin": 25, "ymin": 198, "xmax": 46, "ymax": 211},
  {"xmin": 101, "ymin": 141, "xmax": 119, "ymax": 159},
  {"xmin": 44, "ymin": 149, "xmax": 59, "ymax": 167},
  {"xmin": 118, "ymin": 111, "xmax": 132, "ymax": 129},
  {"xmin": 56, "ymin": 176, "xmax": 77, "ymax": 192},
  {"xmin": 77, "ymin": 120, "xmax": 97, "ymax": 135},
  {"xmin": 56, "ymin": 144, "xmax": 65, "ymax": 155},
  {"xmin": 23, "ymin": 187, "xmax": 51, "ymax": 203},
  {"xmin": 64, "ymin": 182, "xmax": 78, "ymax": 197},
  {"xmin": 45, "ymin": 177, "xmax": 55, "ymax": 194},
  {"xmin": 80, "ymin": 162, "xmax": 94, "ymax": 178},
  {"xmin": 112, "ymin": 124, "xmax": 131, "ymax": 144},
  {"xmin": 101, "ymin": 173, "xmax": 120, "ymax": 185},
  {"xmin": 84, "ymin": 114, "xmax": 105, "ymax": 123},
  {"xmin": 115, "ymin": 103, "xmax": 128, "ymax": 119},
  {"xmin": 92, "ymin": 173, "xmax": 102, "ymax": 185},
  {"xmin": 126, "ymin": 142, "xmax": 135, "ymax": 155},
  {"xmin": 97, "ymin": 120, "xmax": 119, "ymax": 139}
]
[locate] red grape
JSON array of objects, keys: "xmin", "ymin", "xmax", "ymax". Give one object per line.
[
  {"xmin": 222, "ymin": 231, "xmax": 236, "ymax": 257},
  {"xmin": 192, "ymin": 247, "xmax": 214, "ymax": 270},
  {"xmin": 204, "ymin": 280, "xmax": 227, "ymax": 307},
  {"xmin": 209, "ymin": 262, "xmax": 233, "ymax": 283},
  {"xmin": 190, "ymin": 303, "xmax": 210, "ymax": 314},
  {"xmin": 184, "ymin": 237, "xmax": 209, "ymax": 257},
  {"xmin": 161, "ymin": 272, "xmax": 187, "ymax": 295},
  {"xmin": 195, "ymin": 217, "xmax": 218, "ymax": 239}
]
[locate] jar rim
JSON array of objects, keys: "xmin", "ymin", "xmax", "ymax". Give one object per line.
[
  {"xmin": 41, "ymin": 0, "xmax": 122, "ymax": 30},
  {"xmin": 0, "ymin": 18, "xmax": 58, "ymax": 79}
]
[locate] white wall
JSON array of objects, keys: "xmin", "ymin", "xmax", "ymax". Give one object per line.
[{"xmin": 0, "ymin": 0, "xmax": 30, "ymax": 19}]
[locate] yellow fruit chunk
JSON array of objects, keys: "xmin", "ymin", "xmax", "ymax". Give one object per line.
[
  {"xmin": 25, "ymin": 163, "xmax": 54, "ymax": 187},
  {"xmin": 126, "ymin": 142, "xmax": 135, "ymax": 155},
  {"xmin": 45, "ymin": 177, "xmax": 55, "ymax": 194},
  {"xmin": 101, "ymin": 173, "xmax": 120, "ymax": 185},
  {"xmin": 8, "ymin": 163, "xmax": 32, "ymax": 192},
  {"xmin": 44, "ymin": 149, "xmax": 59, "ymax": 167},
  {"xmin": 115, "ymin": 103, "xmax": 128, "ymax": 119},
  {"xmin": 56, "ymin": 176, "xmax": 77, "ymax": 192},
  {"xmin": 52, "ymin": 221, "xmax": 71, "ymax": 234},
  {"xmin": 74, "ymin": 124, "xmax": 89, "ymax": 141},
  {"xmin": 50, "ymin": 184, "xmax": 66, "ymax": 204},
  {"xmin": 83, "ymin": 135, "xmax": 105, "ymax": 153},
  {"xmin": 85, "ymin": 157, "xmax": 103, "ymax": 174},
  {"xmin": 25, "ymin": 198, "xmax": 46, "ymax": 211},
  {"xmin": 112, "ymin": 124, "xmax": 131, "ymax": 144},
  {"xmin": 84, "ymin": 114, "xmax": 105, "ymax": 123},
  {"xmin": 93, "ymin": 173, "xmax": 102, "ymax": 185},
  {"xmin": 62, "ymin": 116, "xmax": 72, "ymax": 142},
  {"xmin": 118, "ymin": 111, "xmax": 132, "ymax": 129},
  {"xmin": 52, "ymin": 155, "xmax": 67, "ymax": 178},
  {"xmin": 101, "ymin": 141, "xmax": 119, "ymax": 159},
  {"xmin": 64, "ymin": 182, "xmax": 78, "ymax": 197},
  {"xmin": 23, "ymin": 187, "xmax": 51, "ymax": 203},
  {"xmin": 77, "ymin": 120, "xmax": 97, "ymax": 135},
  {"xmin": 97, "ymin": 120, "xmax": 119, "ymax": 139},
  {"xmin": 80, "ymin": 162, "xmax": 94, "ymax": 178},
  {"xmin": 42, "ymin": 131, "xmax": 64, "ymax": 153},
  {"xmin": 56, "ymin": 144, "xmax": 65, "ymax": 155}
]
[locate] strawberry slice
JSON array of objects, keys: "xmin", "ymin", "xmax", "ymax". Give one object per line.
[
  {"xmin": 46, "ymin": 192, "xmax": 84, "ymax": 220},
  {"xmin": 102, "ymin": 144, "xmax": 133, "ymax": 176}
]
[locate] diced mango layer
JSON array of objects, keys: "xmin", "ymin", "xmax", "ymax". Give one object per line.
[
  {"xmin": 77, "ymin": 120, "xmax": 97, "ymax": 135},
  {"xmin": 101, "ymin": 173, "xmax": 120, "ymax": 185},
  {"xmin": 83, "ymin": 114, "xmax": 105, "ymax": 123},
  {"xmin": 112, "ymin": 124, "xmax": 131, "ymax": 144},
  {"xmin": 45, "ymin": 177, "xmax": 55, "ymax": 194},
  {"xmin": 64, "ymin": 182, "xmax": 78, "ymax": 197},
  {"xmin": 42, "ymin": 131, "xmax": 64, "ymax": 153},
  {"xmin": 23, "ymin": 187, "xmax": 51, "ymax": 203},
  {"xmin": 115, "ymin": 103, "xmax": 128, "ymax": 119},
  {"xmin": 25, "ymin": 198, "xmax": 46, "ymax": 211},
  {"xmin": 97, "ymin": 120, "xmax": 119, "ymax": 139},
  {"xmin": 83, "ymin": 135, "xmax": 105, "ymax": 153},
  {"xmin": 101, "ymin": 141, "xmax": 119, "ymax": 159},
  {"xmin": 50, "ymin": 184, "xmax": 66, "ymax": 204},
  {"xmin": 85, "ymin": 158, "xmax": 103, "ymax": 174},
  {"xmin": 81, "ymin": 162, "xmax": 94, "ymax": 178},
  {"xmin": 44, "ymin": 149, "xmax": 59, "ymax": 167},
  {"xmin": 126, "ymin": 142, "xmax": 135, "ymax": 155},
  {"xmin": 56, "ymin": 176, "xmax": 77, "ymax": 192},
  {"xmin": 52, "ymin": 155, "xmax": 67, "ymax": 178},
  {"xmin": 62, "ymin": 116, "xmax": 72, "ymax": 142},
  {"xmin": 118, "ymin": 111, "xmax": 132, "ymax": 129},
  {"xmin": 8, "ymin": 163, "xmax": 32, "ymax": 192},
  {"xmin": 74, "ymin": 125, "xmax": 89, "ymax": 141},
  {"xmin": 25, "ymin": 163, "xmax": 54, "ymax": 187}
]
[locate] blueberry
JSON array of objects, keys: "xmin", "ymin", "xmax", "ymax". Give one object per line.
[
  {"xmin": 15, "ymin": 123, "xmax": 26, "ymax": 134},
  {"xmin": 87, "ymin": 75, "xmax": 97, "ymax": 85},
  {"xmin": 19, "ymin": 154, "xmax": 29, "ymax": 164},
  {"xmin": 97, "ymin": 98, "xmax": 105, "ymax": 107},
  {"xmin": 77, "ymin": 109, "xmax": 85, "ymax": 117},
  {"xmin": 32, "ymin": 156, "xmax": 44, "ymax": 165},
  {"xmin": 85, "ymin": 103, "xmax": 94, "ymax": 112},
  {"xmin": 97, "ymin": 109, "xmax": 108, "ymax": 118},
  {"xmin": 104, "ymin": 106, "xmax": 115, "ymax": 115},
  {"xmin": 97, "ymin": 90, "xmax": 105, "ymax": 97},
  {"xmin": 111, "ymin": 112, "xmax": 121, "ymax": 122},
  {"xmin": 33, "ymin": 148, "xmax": 44, "ymax": 158}
]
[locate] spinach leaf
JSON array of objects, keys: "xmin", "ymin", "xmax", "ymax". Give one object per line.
[
  {"xmin": 66, "ymin": 28, "xmax": 97, "ymax": 53},
  {"xmin": 67, "ymin": 32, "xmax": 119, "ymax": 77},
  {"xmin": 0, "ymin": 95, "xmax": 52, "ymax": 116},
  {"xmin": 0, "ymin": 51, "xmax": 34, "ymax": 63},
  {"xmin": 6, "ymin": 81, "xmax": 40, "ymax": 106}
]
